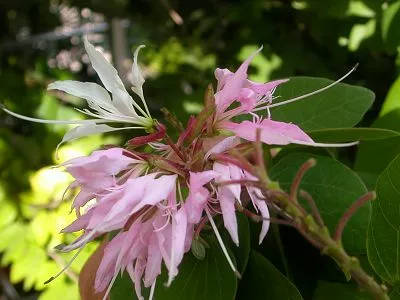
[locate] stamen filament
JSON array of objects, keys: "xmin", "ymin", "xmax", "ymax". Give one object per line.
[
  {"xmin": 149, "ymin": 279, "xmax": 156, "ymax": 300},
  {"xmin": 253, "ymin": 64, "xmax": 359, "ymax": 111},
  {"xmin": 205, "ymin": 208, "xmax": 241, "ymax": 278},
  {"xmin": 44, "ymin": 246, "xmax": 85, "ymax": 284}
]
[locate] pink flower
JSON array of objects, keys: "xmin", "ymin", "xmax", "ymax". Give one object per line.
[
  {"xmin": 56, "ymin": 168, "xmax": 194, "ymax": 300},
  {"xmin": 92, "ymin": 177, "xmax": 189, "ymax": 300},
  {"xmin": 213, "ymin": 48, "xmax": 288, "ymax": 119}
]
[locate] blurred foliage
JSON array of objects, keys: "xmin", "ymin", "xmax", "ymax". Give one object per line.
[{"xmin": 0, "ymin": 0, "xmax": 400, "ymax": 299}]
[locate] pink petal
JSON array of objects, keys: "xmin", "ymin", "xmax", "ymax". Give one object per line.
[
  {"xmin": 219, "ymin": 188, "xmax": 239, "ymax": 246},
  {"xmin": 95, "ymin": 233, "xmax": 126, "ymax": 292},
  {"xmin": 214, "ymin": 48, "xmax": 262, "ymax": 113},
  {"xmin": 171, "ymin": 208, "xmax": 188, "ymax": 274},
  {"xmin": 185, "ymin": 187, "xmax": 208, "ymax": 223},
  {"xmin": 204, "ymin": 136, "xmax": 240, "ymax": 159},
  {"xmin": 189, "ymin": 170, "xmax": 217, "ymax": 192},
  {"xmin": 63, "ymin": 148, "xmax": 133, "ymax": 178},
  {"xmin": 61, "ymin": 209, "xmax": 94, "ymax": 233},
  {"xmin": 131, "ymin": 174, "xmax": 177, "ymax": 214},
  {"xmin": 245, "ymin": 79, "xmax": 288, "ymax": 95},
  {"xmin": 224, "ymin": 119, "xmax": 314, "ymax": 146},
  {"xmin": 144, "ymin": 233, "xmax": 163, "ymax": 287},
  {"xmin": 238, "ymin": 88, "xmax": 257, "ymax": 112},
  {"xmin": 213, "ymin": 162, "xmax": 242, "ymax": 202},
  {"xmin": 247, "ymin": 186, "xmax": 270, "ymax": 244}
]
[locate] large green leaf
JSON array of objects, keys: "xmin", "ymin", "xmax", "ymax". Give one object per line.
[
  {"xmin": 270, "ymin": 153, "xmax": 370, "ymax": 254},
  {"xmin": 272, "ymin": 77, "xmax": 375, "ymax": 131},
  {"xmin": 356, "ymin": 109, "xmax": 400, "ymax": 175},
  {"xmin": 309, "ymin": 128, "xmax": 400, "ymax": 143},
  {"xmin": 111, "ymin": 235, "xmax": 237, "ymax": 300},
  {"xmin": 313, "ymin": 281, "xmax": 372, "ymax": 300},
  {"xmin": 367, "ymin": 153, "xmax": 400, "ymax": 284},
  {"xmin": 237, "ymin": 250, "xmax": 303, "ymax": 300},
  {"xmin": 380, "ymin": 76, "xmax": 400, "ymax": 117}
]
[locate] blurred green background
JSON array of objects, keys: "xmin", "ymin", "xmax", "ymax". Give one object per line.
[{"xmin": 0, "ymin": 0, "xmax": 400, "ymax": 299}]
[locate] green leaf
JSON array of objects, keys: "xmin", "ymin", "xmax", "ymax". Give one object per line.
[
  {"xmin": 272, "ymin": 77, "xmax": 375, "ymax": 131},
  {"xmin": 390, "ymin": 285, "xmax": 400, "ymax": 300},
  {"xmin": 356, "ymin": 109, "xmax": 400, "ymax": 175},
  {"xmin": 367, "ymin": 153, "xmax": 400, "ymax": 284},
  {"xmin": 111, "ymin": 235, "xmax": 237, "ymax": 300},
  {"xmin": 237, "ymin": 250, "xmax": 303, "ymax": 300},
  {"xmin": 270, "ymin": 153, "xmax": 370, "ymax": 254},
  {"xmin": 309, "ymin": 127, "xmax": 400, "ymax": 143},
  {"xmin": 380, "ymin": 76, "xmax": 400, "ymax": 117},
  {"xmin": 313, "ymin": 281, "xmax": 372, "ymax": 299},
  {"xmin": 381, "ymin": 0, "xmax": 400, "ymax": 50}
]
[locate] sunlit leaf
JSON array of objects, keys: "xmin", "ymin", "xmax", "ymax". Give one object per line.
[
  {"xmin": 380, "ymin": 76, "xmax": 400, "ymax": 117},
  {"xmin": 381, "ymin": 0, "xmax": 400, "ymax": 50}
]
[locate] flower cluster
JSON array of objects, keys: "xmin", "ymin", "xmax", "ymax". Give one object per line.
[{"xmin": 2, "ymin": 38, "xmax": 358, "ymax": 300}]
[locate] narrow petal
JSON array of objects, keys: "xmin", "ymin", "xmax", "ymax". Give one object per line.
[
  {"xmin": 247, "ymin": 186, "xmax": 270, "ymax": 244},
  {"xmin": 223, "ymin": 120, "xmax": 313, "ymax": 146},
  {"xmin": 83, "ymin": 37, "xmax": 125, "ymax": 93},
  {"xmin": 144, "ymin": 233, "xmax": 163, "ymax": 287},
  {"xmin": 218, "ymin": 188, "xmax": 239, "ymax": 246},
  {"xmin": 204, "ymin": 136, "xmax": 240, "ymax": 159},
  {"xmin": 131, "ymin": 175, "xmax": 178, "ymax": 213},
  {"xmin": 48, "ymin": 80, "xmax": 115, "ymax": 112},
  {"xmin": 245, "ymin": 78, "xmax": 289, "ymax": 95},
  {"xmin": 225, "ymin": 119, "xmax": 358, "ymax": 148},
  {"xmin": 215, "ymin": 46, "xmax": 263, "ymax": 113},
  {"xmin": 189, "ymin": 170, "xmax": 217, "ymax": 191},
  {"xmin": 131, "ymin": 45, "xmax": 150, "ymax": 117},
  {"xmin": 56, "ymin": 123, "xmax": 141, "ymax": 153},
  {"xmin": 167, "ymin": 208, "xmax": 188, "ymax": 285}
]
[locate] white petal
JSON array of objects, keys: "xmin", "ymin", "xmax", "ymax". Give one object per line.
[
  {"xmin": 131, "ymin": 45, "xmax": 146, "ymax": 97},
  {"xmin": 83, "ymin": 37, "xmax": 125, "ymax": 93},
  {"xmin": 84, "ymin": 38, "xmax": 144, "ymax": 118},
  {"xmin": 131, "ymin": 45, "xmax": 151, "ymax": 117},
  {"xmin": 48, "ymin": 80, "xmax": 115, "ymax": 112},
  {"xmin": 56, "ymin": 122, "xmax": 141, "ymax": 153}
]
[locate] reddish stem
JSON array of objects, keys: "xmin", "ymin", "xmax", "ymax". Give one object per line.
[
  {"xmin": 334, "ymin": 191, "xmax": 376, "ymax": 242},
  {"xmin": 217, "ymin": 179, "xmax": 261, "ymax": 187},
  {"xmin": 299, "ymin": 190, "xmax": 325, "ymax": 227},
  {"xmin": 290, "ymin": 158, "xmax": 316, "ymax": 203},
  {"xmin": 211, "ymin": 153, "xmax": 254, "ymax": 173},
  {"xmin": 165, "ymin": 134, "xmax": 186, "ymax": 162}
]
